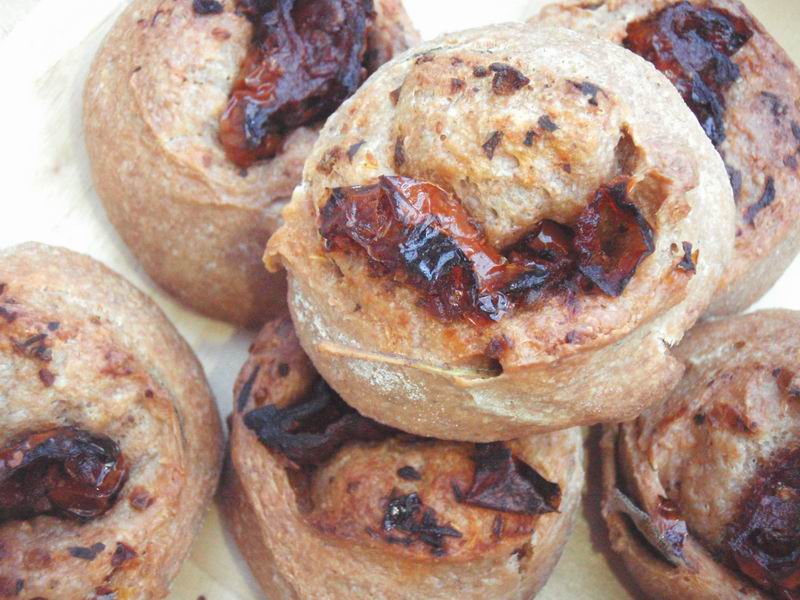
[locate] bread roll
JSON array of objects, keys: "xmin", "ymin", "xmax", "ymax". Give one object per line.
[
  {"xmin": 223, "ymin": 316, "xmax": 584, "ymax": 599},
  {"xmin": 0, "ymin": 243, "xmax": 223, "ymax": 599},
  {"xmin": 532, "ymin": 0, "xmax": 800, "ymax": 317},
  {"xmin": 602, "ymin": 310, "xmax": 800, "ymax": 599},
  {"xmin": 266, "ymin": 23, "xmax": 735, "ymax": 440},
  {"xmin": 84, "ymin": 0, "xmax": 419, "ymax": 327}
]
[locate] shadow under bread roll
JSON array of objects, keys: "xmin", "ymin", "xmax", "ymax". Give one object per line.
[
  {"xmin": 84, "ymin": 0, "xmax": 419, "ymax": 328},
  {"xmin": 532, "ymin": 0, "xmax": 800, "ymax": 317},
  {"xmin": 0, "ymin": 243, "xmax": 223, "ymax": 599},
  {"xmin": 602, "ymin": 310, "xmax": 800, "ymax": 599},
  {"xmin": 223, "ymin": 317, "xmax": 584, "ymax": 599},
  {"xmin": 266, "ymin": 23, "xmax": 735, "ymax": 441}
]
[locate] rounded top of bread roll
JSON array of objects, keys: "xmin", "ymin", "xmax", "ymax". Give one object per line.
[
  {"xmin": 225, "ymin": 316, "xmax": 583, "ymax": 599},
  {"xmin": 603, "ymin": 310, "xmax": 800, "ymax": 600},
  {"xmin": 0, "ymin": 243, "xmax": 222, "ymax": 599},
  {"xmin": 532, "ymin": 0, "xmax": 800, "ymax": 318},
  {"xmin": 83, "ymin": 0, "xmax": 419, "ymax": 327},
  {"xmin": 266, "ymin": 23, "xmax": 735, "ymax": 440}
]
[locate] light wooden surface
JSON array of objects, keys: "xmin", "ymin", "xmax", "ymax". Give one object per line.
[{"xmin": 0, "ymin": 1, "xmax": 798, "ymax": 598}]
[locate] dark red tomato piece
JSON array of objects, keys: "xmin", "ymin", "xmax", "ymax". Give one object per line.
[
  {"xmin": 219, "ymin": 0, "xmax": 374, "ymax": 168},
  {"xmin": 727, "ymin": 447, "xmax": 800, "ymax": 599},
  {"xmin": 456, "ymin": 442, "xmax": 561, "ymax": 515},
  {"xmin": 574, "ymin": 180, "xmax": 655, "ymax": 297},
  {"xmin": 319, "ymin": 176, "xmax": 522, "ymax": 323},
  {"xmin": 624, "ymin": 1, "xmax": 753, "ymax": 146},
  {"xmin": 0, "ymin": 427, "xmax": 127, "ymax": 523},
  {"xmin": 244, "ymin": 378, "xmax": 394, "ymax": 467}
]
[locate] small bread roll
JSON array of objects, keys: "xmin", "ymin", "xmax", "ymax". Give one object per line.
[
  {"xmin": 602, "ymin": 310, "xmax": 800, "ymax": 600},
  {"xmin": 532, "ymin": 0, "xmax": 800, "ymax": 317},
  {"xmin": 84, "ymin": 0, "xmax": 418, "ymax": 327},
  {"xmin": 266, "ymin": 23, "xmax": 735, "ymax": 440},
  {"xmin": 0, "ymin": 243, "xmax": 223, "ymax": 599},
  {"xmin": 223, "ymin": 317, "xmax": 584, "ymax": 600}
]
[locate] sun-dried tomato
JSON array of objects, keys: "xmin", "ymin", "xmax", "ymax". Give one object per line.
[
  {"xmin": 319, "ymin": 176, "xmax": 523, "ymax": 323},
  {"xmin": 455, "ymin": 443, "xmax": 561, "ymax": 515},
  {"xmin": 244, "ymin": 378, "xmax": 394, "ymax": 467},
  {"xmin": 320, "ymin": 176, "xmax": 655, "ymax": 322},
  {"xmin": 219, "ymin": 0, "xmax": 374, "ymax": 168},
  {"xmin": 505, "ymin": 220, "xmax": 576, "ymax": 302},
  {"xmin": 0, "ymin": 428, "xmax": 127, "ymax": 522},
  {"xmin": 624, "ymin": 1, "xmax": 753, "ymax": 146},
  {"xmin": 727, "ymin": 447, "xmax": 800, "ymax": 599},
  {"xmin": 574, "ymin": 180, "xmax": 655, "ymax": 297}
]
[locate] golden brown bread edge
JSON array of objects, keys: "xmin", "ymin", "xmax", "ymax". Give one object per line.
[
  {"xmin": 222, "ymin": 317, "xmax": 585, "ymax": 600},
  {"xmin": 266, "ymin": 23, "xmax": 735, "ymax": 441},
  {"xmin": 601, "ymin": 310, "xmax": 800, "ymax": 599},
  {"xmin": 531, "ymin": 0, "xmax": 800, "ymax": 317},
  {"xmin": 83, "ymin": 0, "xmax": 419, "ymax": 328},
  {"xmin": 0, "ymin": 243, "xmax": 223, "ymax": 599}
]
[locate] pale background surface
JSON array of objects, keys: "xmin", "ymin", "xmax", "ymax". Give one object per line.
[{"xmin": 0, "ymin": 1, "xmax": 797, "ymax": 598}]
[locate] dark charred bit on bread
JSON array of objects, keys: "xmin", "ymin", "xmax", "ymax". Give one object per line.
[
  {"xmin": 450, "ymin": 78, "xmax": 466, "ymax": 94},
  {"xmin": 38, "ymin": 367, "xmax": 55, "ymax": 387},
  {"xmin": 538, "ymin": 115, "xmax": 558, "ymax": 133},
  {"xmin": 347, "ymin": 140, "xmax": 366, "ymax": 162},
  {"xmin": 484, "ymin": 335, "xmax": 513, "ymax": 361},
  {"xmin": 744, "ymin": 176, "xmax": 776, "ymax": 226},
  {"xmin": 759, "ymin": 91, "xmax": 789, "ymax": 120},
  {"xmin": 488, "ymin": 63, "xmax": 530, "ymax": 96},
  {"xmin": 725, "ymin": 163, "xmax": 743, "ymax": 203},
  {"xmin": 570, "ymin": 80, "xmax": 601, "ymax": 106},
  {"xmin": 12, "ymin": 333, "xmax": 52, "ymax": 362},
  {"xmin": 68, "ymin": 543, "xmax": 106, "ymax": 561},
  {"xmin": 381, "ymin": 492, "xmax": 462, "ymax": 556},
  {"xmin": 397, "ymin": 466, "xmax": 422, "ymax": 481},
  {"xmin": 110, "ymin": 542, "xmax": 138, "ymax": 568},
  {"xmin": 677, "ymin": 242, "xmax": 697, "ymax": 273},
  {"xmin": 482, "ymin": 130, "xmax": 504, "ymax": 159},
  {"xmin": 192, "ymin": 0, "xmax": 224, "ymax": 16},
  {"xmin": 394, "ymin": 136, "xmax": 407, "ymax": 169},
  {"xmin": 128, "ymin": 486, "xmax": 155, "ymax": 511}
]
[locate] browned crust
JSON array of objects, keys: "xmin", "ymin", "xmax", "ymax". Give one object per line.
[
  {"xmin": 600, "ymin": 310, "xmax": 800, "ymax": 600},
  {"xmin": 531, "ymin": 0, "xmax": 800, "ymax": 317},
  {"xmin": 0, "ymin": 243, "xmax": 223, "ymax": 600},
  {"xmin": 266, "ymin": 23, "xmax": 734, "ymax": 440},
  {"xmin": 223, "ymin": 317, "xmax": 584, "ymax": 599},
  {"xmin": 83, "ymin": 0, "xmax": 419, "ymax": 328}
]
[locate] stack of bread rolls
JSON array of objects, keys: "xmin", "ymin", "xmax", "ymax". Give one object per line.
[{"xmin": 3, "ymin": 0, "xmax": 798, "ymax": 598}]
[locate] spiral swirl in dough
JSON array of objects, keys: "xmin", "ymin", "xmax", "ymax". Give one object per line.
[{"xmin": 267, "ymin": 23, "xmax": 735, "ymax": 440}]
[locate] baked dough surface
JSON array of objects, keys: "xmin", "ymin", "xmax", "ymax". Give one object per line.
[
  {"xmin": 532, "ymin": 0, "xmax": 800, "ymax": 317},
  {"xmin": 602, "ymin": 310, "xmax": 800, "ymax": 600},
  {"xmin": 224, "ymin": 317, "xmax": 584, "ymax": 600},
  {"xmin": 84, "ymin": 0, "xmax": 418, "ymax": 327},
  {"xmin": 267, "ymin": 23, "xmax": 735, "ymax": 439},
  {"xmin": 0, "ymin": 243, "xmax": 223, "ymax": 600}
]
